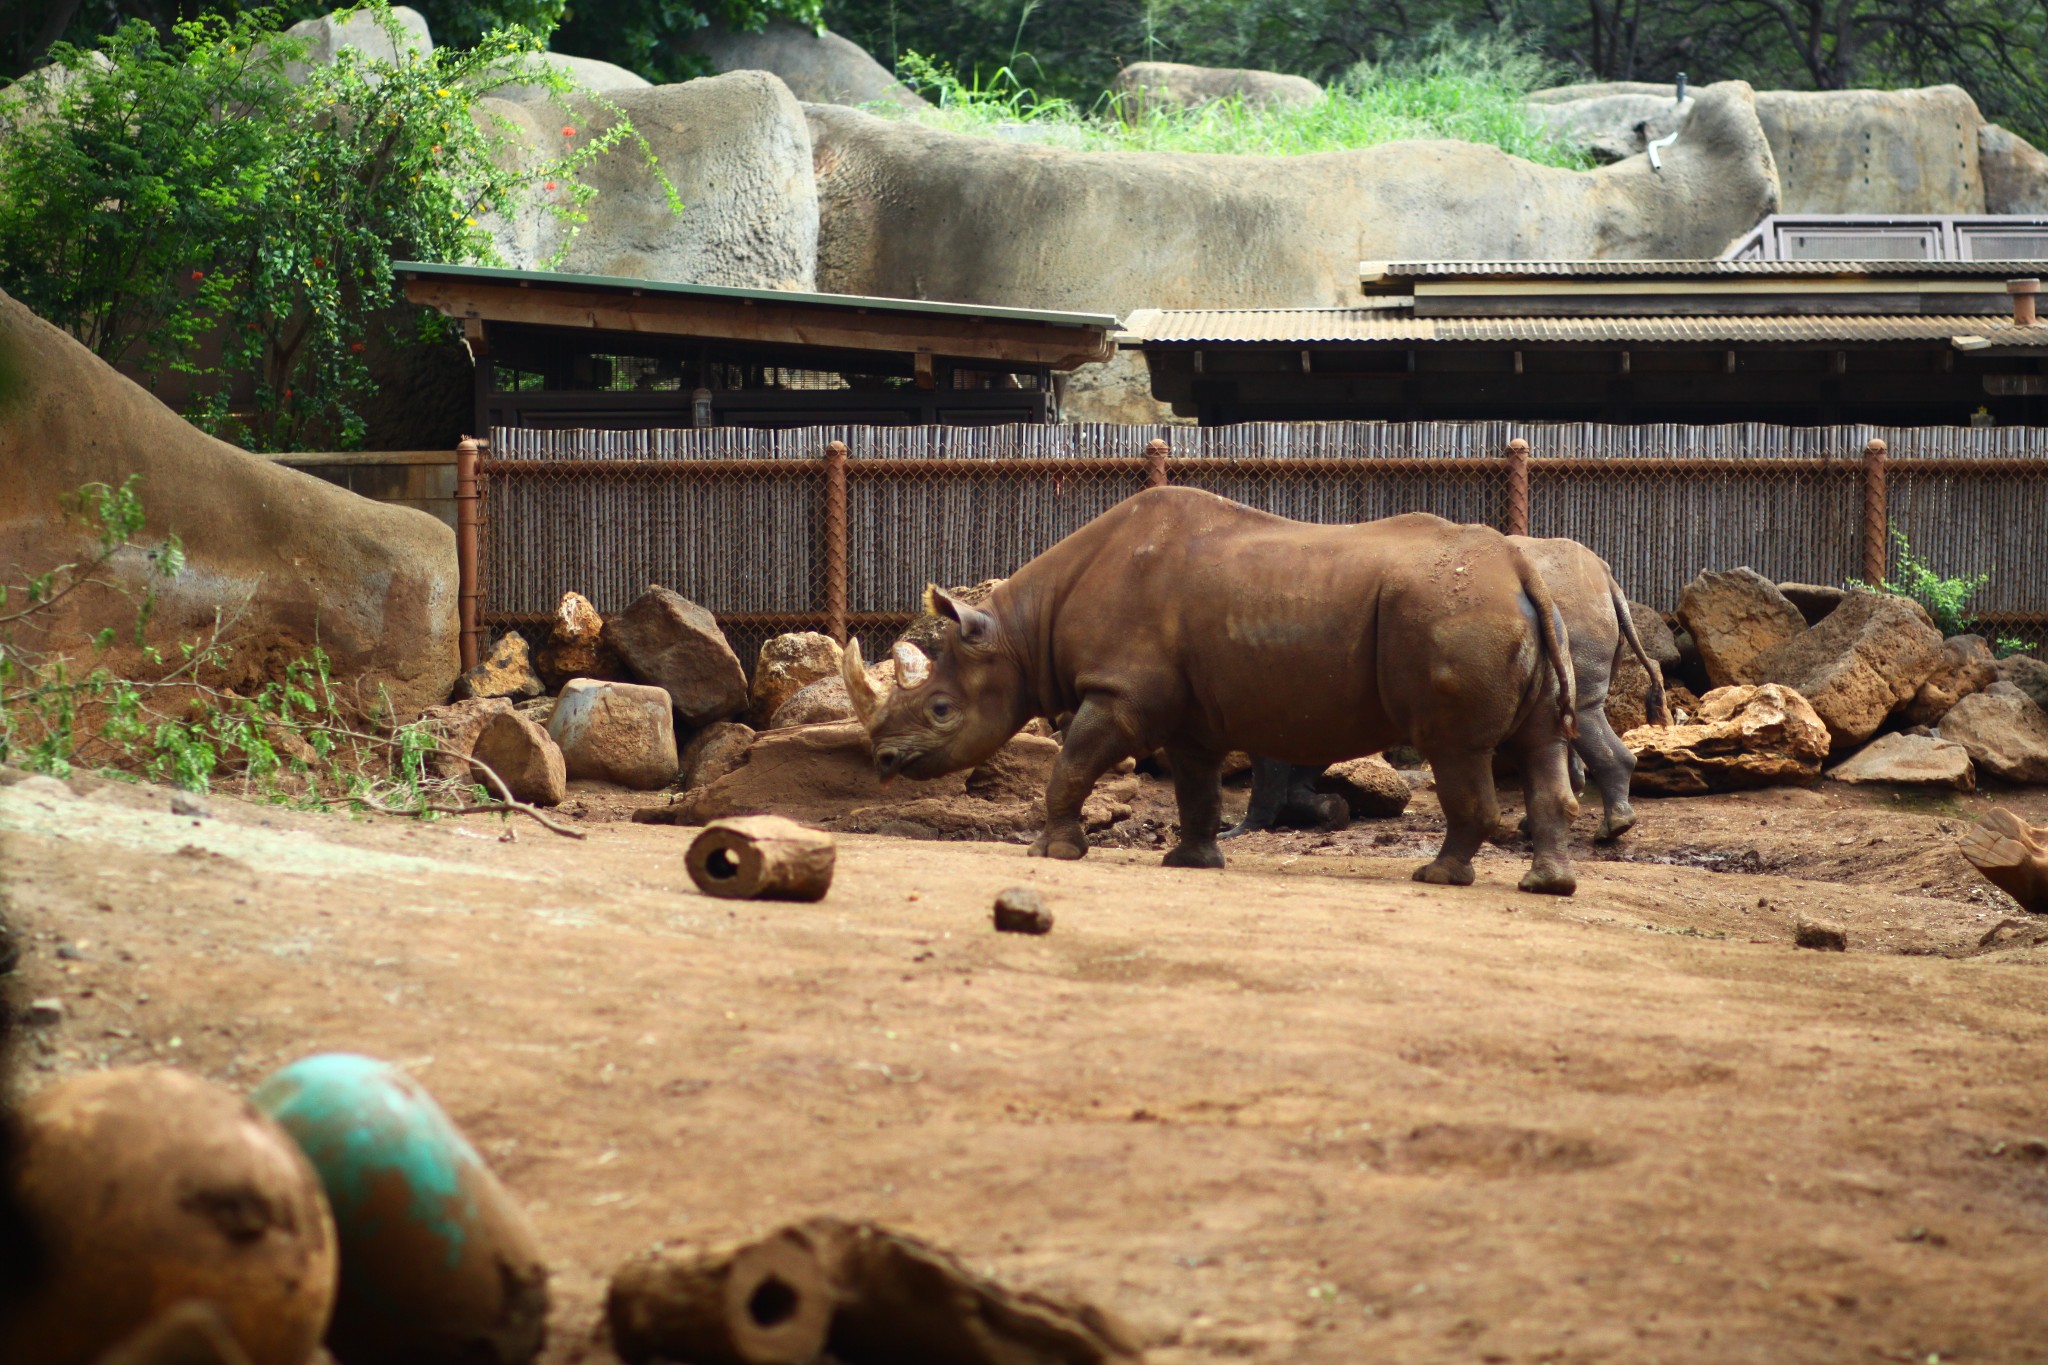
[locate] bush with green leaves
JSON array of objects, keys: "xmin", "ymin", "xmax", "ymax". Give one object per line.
[
  {"xmin": 1852, "ymin": 526, "xmax": 2032, "ymax": 656},
  {"xmin": 0, "ymin": 2, "xmax": 671, "ymax": 451}
]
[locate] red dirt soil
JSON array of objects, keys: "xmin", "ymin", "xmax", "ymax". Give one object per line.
[{"xmin": 4, "ymin": 769, "xmax": 2047, "ymax": 1364}]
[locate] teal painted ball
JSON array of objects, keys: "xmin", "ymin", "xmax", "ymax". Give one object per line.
[{"xmin": 252, "ymin": 1054, "xmax": 549, "ymax": 1365}]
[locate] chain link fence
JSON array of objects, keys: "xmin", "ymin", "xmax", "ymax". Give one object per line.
[{"xmin": 475, "ymin": 422, "xmax": 2048, "ymax": 671}]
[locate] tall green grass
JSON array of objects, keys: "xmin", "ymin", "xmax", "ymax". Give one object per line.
[{"xmin": 890, "ymin": 32, "xmax": 1592, "ymax": 169}]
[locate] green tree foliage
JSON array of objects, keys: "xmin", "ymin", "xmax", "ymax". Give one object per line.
[{"xmin": 0, "ymin": 3, "xmax": 669, "ymax": 450}]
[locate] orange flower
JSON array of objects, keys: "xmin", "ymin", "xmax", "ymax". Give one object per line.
[
  {"xmin": 191, "ymin": 270, "xmax": 205, "ymax": 282},
  {"xmin": 561, "ymin": 125, "xmax": 575, "ymax": 137}
]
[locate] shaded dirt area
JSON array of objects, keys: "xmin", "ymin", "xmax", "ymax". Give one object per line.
[{"xmin": 4, "ymin": 769, "xmax": 2048, "ymax": 1364}]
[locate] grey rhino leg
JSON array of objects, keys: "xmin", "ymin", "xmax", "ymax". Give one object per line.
[
  {"xmin": 1162, "ymin": 745, "xmax": 1227, "ymax": 869},
  {"xmin": 1414, "ymin": 748, "xmax": 1497, "ymax": 886},
  {"xmin": 1513, "ymin": 730, "xmax": 1579, "ymax": 895},
  {"xmin": 1030, "ymin": 696, "xmax": 1127, "ymax": 861},
  {"xmin": 1574, "ymin": 705, "xmax": 1639, "ymax": 842},
  {"xmin": 1221, "ymin": 756, "xmax": 1294, "ymax": 839}
]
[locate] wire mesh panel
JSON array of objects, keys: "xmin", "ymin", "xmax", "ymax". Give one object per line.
[
  {"xmin": 1884, "ymin": 426, "xmax": 2048, "ymax": 653},
  {"xmin": 1171, "ymin": 422, "xmax": 1514, "ymax": 527}
]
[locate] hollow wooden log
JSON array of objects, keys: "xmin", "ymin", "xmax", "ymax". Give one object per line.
[
  {"xmin": 607, "ymin": 1229, "xmax": 832, "ymax": 1365},
  {"xmin": 686, "ymin": 816, "xmax": 836, "ymax": 901},
  {"xmin": 1959, "ymin": 807, "xmax": 2048, "ymax": 914}
]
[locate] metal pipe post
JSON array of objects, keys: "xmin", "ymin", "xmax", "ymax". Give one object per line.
[
  {"xmin": 824, "ymin": 440, "xmax": 849, "ymax": 644},
  {"xmin": 1504, "ymin": 437, "xmax": 1531, "ymax": 537},
  {"xmin": 455, "ymin": 436, "xmax": 483, "ymax": 672},
  {"xmin": 1862, "ymin": 438, "xmax": 1889, "ymax": 584}
]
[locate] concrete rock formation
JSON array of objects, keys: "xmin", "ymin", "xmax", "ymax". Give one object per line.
[
  {"xmin": 486, "ymin": 51, "xmax": 650, "ymax": 104},
  {"xmin": 1751, "ymin": 590, "xmax": 1946, "ymax": 751},
  {"xmin": 1112, "ymin": 61, "xmax": 1322, "ymax": 115},
  {"xmin": 602, "ymin": 585, "xmax": 750, "ymax": 727},
  {"xmin": 1624, "ymin": 683, "xmax": 1830, "ymax": 794},
  {"xmin": 277, "ymin": 4, "xmax": 432, "ymax": 83},
  {"xmin": 1676, "ymin": 568, "xmax": 1807, "ymax": 689},
  {"xmin": 483, "ymin": 72, "xmax": 819, "ymax": 290},
  {"xmin": 1980, "ymin": 124, "xmax": 2048, "ymax": 213},
  {"xmin": 1754, "ymin": 86, "xmax": 1983, "ymax": 214},
  {"xmin": 684, "ymin": 19, "xmax": 926, "ymax": 110},
  {"xmin": 809, "ymin": 80, "xmax": 1779, "ymax": 317},
  {"xmin": 1938, "ymin": 686, "xmax": 2048, "ymax": 784},
  {"xmin": 454, "ymin": 632, "xmax": 545, "ymax": 702},
  {"xmin": 751, "ymin": 632, "xmax": 844, "ymax": 724},
  {"xmin": 0, "ymin": 290, "xmax": 458, "ymax": 718},
  {"xmin": 1827, "ymin": 732, "xmax": 1975, "ymax": 790},
  {"xmin": 548, "ymin": 678, "xmax": 680, "ymax": 788},
  {"xmin": 1524, "ymin": 89, "xmax": 1691, "ymax": 164},
  {"xmin": 469, "ymin": 708, "xmax": 567, "ymax": 806}
]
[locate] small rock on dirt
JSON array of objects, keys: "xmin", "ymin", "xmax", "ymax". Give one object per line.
[
  {"xmin": 1827, "ymin": 731, "xmax": 1975, "ymax": 791},
  {"xmin": 1938, "ymin": 689, "xmax": 2048, "ymax": 784},
  {"xmin": 993, "ymin": 888, "xmax": 1054, "ymax": 934},
  {"xmin": 169, "ymin": 792, "xmax": 211, "ymax": 819},
  {"xmin": 1752, "ymin": 590, "xmax": 1945, "ymax": 751},
  {"xmin": 548, "ymin": 679, "xmax": 680, "ymax": 789},
  {"xmin": 455, "ymin": 631, "xmax": 545, "ymax": 702},
  {"xmin": 23, "ymin": 997, "xmax": 64, "ymax": 1025},
  {"xmin": 679, "ymin": 720, "xmax": 755, "ymax": 790},
  {"xmin": 603, "ymin": 585, "xmax": 750, "ymax": 727},
  {"xmin": 750, "ymin": 633, "xmax": 843, "ymax": 725},
  {"xmin": 470, "ymin": 709, "xmax": 568, "ymax": 806},
  {"xmin": 1320, "ymin": 756, "xmax": 1411, "ymax": 817},
  {"xmin": 1793, "ymin": 918, "xmax": 1848, "ymax": 951},
  {"xmin": 1676, "ymin": 568, "xmax": 1807, "ymax": 688}
]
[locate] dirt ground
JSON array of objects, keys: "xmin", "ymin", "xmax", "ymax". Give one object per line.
[{"xmin": 4, "ymin": 766, "xmax": 2048, "ymax": 1364}]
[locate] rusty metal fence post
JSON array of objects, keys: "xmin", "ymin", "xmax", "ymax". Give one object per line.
[
  {"xmin": 1862, "ymin": 437, "xmax": 1888, "ymax": 584},
  {"xmin": 823, "ymin": 440, "xmax": 849, "ymax": 644},
  {"xmin": 1504, "ymin": 437, "xmax": 1530, "ymax": 537},
  {"xmin": 1145, "ymin": 437, "xmax": 1170, "ymax": 488},
  {"xmin": 455, "ymin": 436, "xmax": 483, "ymax": 671}
]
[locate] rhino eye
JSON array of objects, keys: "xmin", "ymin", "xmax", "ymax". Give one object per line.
[{"xmin": 928, "ymin": 697, "xmax": 957, "ymax": 723}]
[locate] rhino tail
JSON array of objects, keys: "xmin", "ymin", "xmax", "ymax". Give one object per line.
[
  {"xmin": 1511, "ymin": 547, "xmax": 1578, "ymax": 740},
  {"xmin": 1610, "ymin": 578, "xmax": 1671, "ymax": 726}
]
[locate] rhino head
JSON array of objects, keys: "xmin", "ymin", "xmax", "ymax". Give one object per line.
[{"xmin": 843, "ymin": 585, "xmax": 1030, "ymax": 781}]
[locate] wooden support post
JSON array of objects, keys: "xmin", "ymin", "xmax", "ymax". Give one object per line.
[
  {"xmin": 1504, "ymin": 437, "xmax": 1531, "ymax": 538},
  {"xmin": 1862, "ymin": 438, "xmax": 1888, "ymax": 584},
  {"xmin": 455, "ymin": 436, "xmax": 484, "ymax": 672},
  {"xmin": 823, "ymin": 440, "xmax": 849, "ymax": 645},
  {"xmin": 1144, "ymin": 437, "xmax": 1170, "ymax": 489}
]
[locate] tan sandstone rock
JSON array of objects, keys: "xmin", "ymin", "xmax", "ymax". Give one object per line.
[
  {"xmin": 1938, "ymin": 687, "xmax": 2048, "ymax": 784},
  {"xmin": 1624, "ymin": 684, "xmax": 1830, "ymax": 795},
  {"xmin": 769, "ymin": 660, "xmax": 895, "ymax": 729},
  {"xmin": 964, "ymin": 733, "xmax": 1062, "ymax": 804},
  {"xmin": 547, "ymin": 679, "xmax": 679, "ymax": 789},
  {"xmin": 1751, "ymin": 590, "xmax": 1945, "ymax": 750},
  {"xmin": 1903, "ymin": 634, "xmax": 1999, "ymax": 727},
  {"xmin": 535, "ymin": 591, "xmax": 628, "ymax": 693},
  {"xmin": 751, "ymin": 632, "xmax": 844, "ymax": 725},
  {"xmin": 1321, "ymin": 756, "xmax": 1411, "ymax": 818},
  {"xmin": 1826, "ymin": 732, "xmax": 1975, "ymax": 791},
  {"xmin": 453, "ymin": 631, "xmax": 543, "ymax": 703},
  {"xmin": 1630, "ymin": 602, "xmax": 1680, "ymax": 667},
  {"xmin": 677, "ymin": 721, "xmax": 964, "ymax": 823},
  {"xmin": 469, "ymin": 709, "xmax": 567, "ymax": 806},
  {"xmin": 1997, "ymin": 654, "xmax": 2048, "ymax": 712},
  {"xmin": 1980, "ymin": 123, "xmax": 2048, "ymax": 213},
  {"xmin": 1112, "ymin": 61, "xmax": 1322, "ymax": 116},
  {"xmin": 678, "ymin": 720, "xmax": 755, "ymax": 791},
  {"xmin": 414, "ymin": 697, "xmax": 514, "ymax": 781},
  {"xmin": 602, "ymin": 585, "xmax": 749, "ymax": 727},
  {"xmin": 1676, "ymin": 568, "xmax": 1808, "ymax": 688}
]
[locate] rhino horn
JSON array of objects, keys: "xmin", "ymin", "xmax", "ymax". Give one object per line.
[
  {"xmin": 892, "ymin": 640, "xmax": 931, "ymax": 688},
  {"xmin": 842, "ymin": 637, "xmax": 881, "ymax": 730}
]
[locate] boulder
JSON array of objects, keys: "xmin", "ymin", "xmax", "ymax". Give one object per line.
[
  {"xmin": 1997, "ymin": 654, "xmax": 2048, "ymax": 711},
  {"xmin": 678, "ymin": 720, "xmax": 755, "ymax": 791},
  {"xmin": 535, "ymin": 591, "xmax": 628, "ymax": 692},
  {"xmin": 1753, "ymin": 86, "xmax": 1984, "ymax": 214},
  {"xmin": 809, "ymin": 80, "xmax": 1779, "ymax": 318},
  {"xmin": 547, "ymin": 679, "xmax": 679, "ymax": 788},
  {"xmin": 750, "ymin": 632, "xmax": 843, "ymax": 724},
  {"xmin": 1319, "ymin": 756, "xmax": 1411, "ymax": 818},
  {"xmin": 277, "ymin": 5, "xmax": 432, "ymax": 83},
  {"xmin": 684, "ymin": 19, "xmax": 926, "ymax": 110},
  {"xmin": 768, "ymin": 660, "xmax": 895, "ymax": 729},
  {"xmin": 1112, "ymin": 62, "xmax": 1322, "ymax": 116},
  {"xmin": 1777, "ymin": 582, "xmax": 1847, "ymax": 626},
  {"xmin": 964, "ymin": 733, "xmax": 1061, "ymax": 803},
  {"xmin": 675, "ymin": 721, "xmax": 964, "ymax": 823},
  {"xmin": 481, "ymin": 71, "xmax": 818, "ymax": 290},
  {"xmin": 1675, "ymin": 568, "xmax": 1807, "ymax": 688},
  {"xmin": 1630, "ymin": 601, "xmax": 1680, "ymax": 667},
  {"xmin": 453, "ymin": 631, "xmax": 544, "ymax": 702},
  {"xmin": 1980, "ymin": 123, "xmax": 2048, "ymax": 213},
  {"xmin": 1751, "ymin": 590, "xmax": 1945, "ymax": 750},
  {"xmin": 1938, "ymin": 689, "xmax": 2048, "ymax": 784},
  {"xmin": 0, "ymin": 290, "xmax": 458, "ymax": 718},
  {"xmin": 414, "ymin": 697, "xmax": 514, "ymax": 781},
  {"xmin": 1523, "ymin": 91, "xmax": 1691, "ymax": 164},
  {"xmin": 1826, "ymin": 732, "xmax": 1975, "ymax": 791},
  {"xmin": 469, "ymin": 709, "xmax": 567, "ymax": 806},
  {"xmin": 485, "ymin": 51, "xmax": 650, "ymax": 104},
  {"xmin": 1903, "ymin": 634, "xmax": 1998, "ymax": 726},
  {"xmin": 1606, "ymin": 653, "xmax": 1656, "ymax": 735},
  {"xmin": 1624, "ymin": 684, "xmax": 1830, "ymax": 794},
  {"xmin": 895, "ymin": 580, "xmax": 1005, "ymax": 657},
  {"xmin": 602, "ymin": 585, "xmax": 749, "ymax": 727}
]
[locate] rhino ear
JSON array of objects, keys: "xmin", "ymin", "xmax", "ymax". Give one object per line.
[
  {"xmin": 892, "ymin": 640, "xmax": 931, "ymax": 688},
  {"xmin": 927, "ymin": 585, "xmax": 997, "ymax": 648},
  {"xmin": 841, "ymin": 637, "xmax": 881, "ymax": 730}
]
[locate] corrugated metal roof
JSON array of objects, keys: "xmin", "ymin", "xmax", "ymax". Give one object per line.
[
  {"xmin": 393, "ymin": 260, "xmax": 1120, "ymax": 330},
  {"xmin": 1121, "ymin": 308, "xmax": 2048, "ymax": 346},
  {"xmin": 1364, "ymin": 259, "xmax": 2048, "ymax": 281}
]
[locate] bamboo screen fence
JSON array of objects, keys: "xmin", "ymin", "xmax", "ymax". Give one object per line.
[{"xmin": 474, "ymin": 422, "xmax": 2048, "ymax": 671}]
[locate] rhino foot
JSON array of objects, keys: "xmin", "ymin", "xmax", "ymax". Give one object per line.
[
  {"xmin": 1162, "ymin": 841, "xmax": 1225, "ymax": 870},
  {"xmin": 1594, "ymin": 805, "xmax": 1637, "ymax": 842},
  {"xmin": 1519, "ymin": 863, "xmax": 1578, "ymax": 896},
  {"xmin": 1029, "ymin": 826, "xmax": 1089, "ymax": 860},
  {"xmin": 1412, "ymin": 857, "xmax": 1475, "ymax": 886}
]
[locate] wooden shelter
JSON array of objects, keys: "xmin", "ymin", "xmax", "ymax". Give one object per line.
[
  {"xmin": 396, "ymin": 261, "xmax": 1120, "ymax": 432},
  {"xmin": 1124, "ymin": 259, "xmax": 2048, "ymax": 426}
]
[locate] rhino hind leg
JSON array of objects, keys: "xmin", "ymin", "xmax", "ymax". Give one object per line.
[
  {"xmin": 1574, "ymin": 705, "xmax": 1639, "ymax": 842},
  {"xmin": 1512, "ymin": 731, "xmax": 1579, "ymax": 896},
  {"xmin": 1413, "ymin": 748, "xmax": 1497, "ymax": 886},
  {"xmin": 1029, "ymin": 695, "xmax": 1129, "ymax": 861},
  {"xmin": 1162, "ymin": 745, "xmax": 1227, "ymax": 869}
]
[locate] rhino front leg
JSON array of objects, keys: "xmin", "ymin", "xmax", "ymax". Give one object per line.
[
  {"xmin": 1029, "ymin": 696, "xmax": 1128, "ymax": 860},
  {"xmin": 1162, "ymin": 745, "xmax": 1226, "ymax": 869}
]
